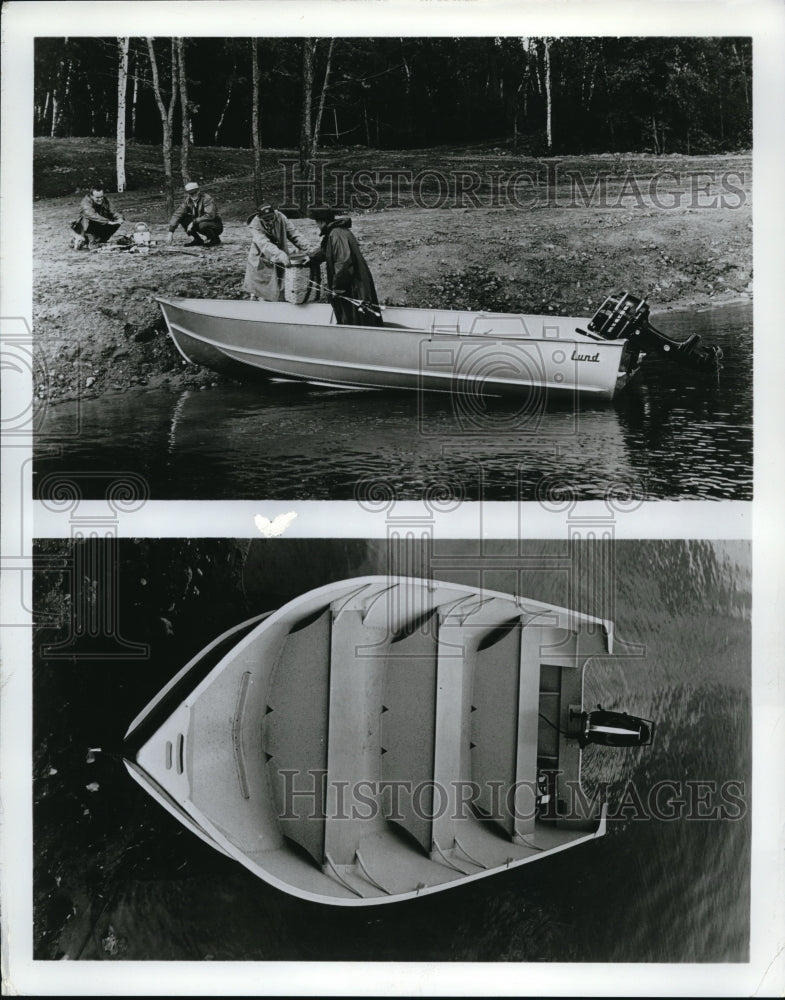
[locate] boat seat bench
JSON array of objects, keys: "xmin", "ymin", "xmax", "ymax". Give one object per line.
[{"xmin": 260, "ymin": 581, "xmax": 604, "ymax": 895}]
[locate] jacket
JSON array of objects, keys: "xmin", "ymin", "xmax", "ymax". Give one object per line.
[
  {"xmin": 79, "ymin": 194, "xmax": 122, "ymax": 224},
  {"xmin": 310, "ymin": 218, "xmax": 381, "ymax": 325},
  {"xmin": 168, "ymin": 192, "xmax": 221, "ymax": 231},
  {"xmin": 243, "ymin": 211, "xmax": 313, "ymax": 301}
]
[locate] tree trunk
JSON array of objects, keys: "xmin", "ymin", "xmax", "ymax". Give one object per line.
[
  {"xmin": 363, "ymin": 103, "xmax": 370, "ymax": 146},
  {"xmin": 298, "ymin": 38, "xmax": 316, "ymax": 212},
  {"xmin": 513, "ymin": 78, "xmax": 524, "ymax": 153},
  {"xmin": 543, "ymin": 38, "xmax": 553, "ymax": 150},
  {"xmin": 116, "ymin": 38, "xmax": 130, "ymax": 192},
  {"xmin": 214, "ymin": 73, "xmax": 234, "ymax": 144},
  {"xmin": 146, "ymin": 37, "xmax": 179, "ymax": 215},
  {"xmin": 41, "ymin": 91, "xmax": 51, "ymax": 132},
  {"xmin": 176, "ymin": 38, "xmax": 190, "ymax": 183},
  {"xmin": 732, "ymin": 41, "xmax": 750, "ymax": 108},
  {"xmin": 717, "ymin": 77, "xmax": 725, "ymax": 142},
  {"xmin": 251, "ymin": 39, "xmax": 263, "ymax": 205},
  {"xmin": 131, "ymin": 47, "xmax": 141, "ymax": 138},
  {"xmin": 84, "ymin": 77, "xmax": 97, "ymax": 136},
  {"xmin": 312, "ymin": 37, "xmax": 334, "ymax": 155},
  {"xmin": 51, "ymin": 54, "xmax": 73, "ymax": 137},
  {"xmin": 601, "ymin": 54, "xmax": 615, "ymax": 147},
  {"xmin": 651, "ymin": 116, "xmax": 660, "ymax": 154},
  {"xmin": 585, "ymin": 51, "xmax": 597, "ymax": 109}
]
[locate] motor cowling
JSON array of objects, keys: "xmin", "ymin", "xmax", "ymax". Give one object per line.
[
  {"xmin": 577, "ymin": 707, "xmax": 655, "ymax": 749},
  {"xmin": 587, "ymin": 291, "xmax": 722, "ymax": 371},
  {"xmin": 588, "ymin": 292, "xmax": 651, "ymax": 341}
]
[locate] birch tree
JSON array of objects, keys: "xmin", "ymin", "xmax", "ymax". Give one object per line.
[
  {"xmin": 312, "ymin": 37, "xmax": 335, "ymax": 154},
  {"xmin": 543, "ymin": 37, "xmax": 553, "ymax": 151},
  {"xmin": 116, "ymin": 37, "xmax": 130, "ymax": 192},
  {"xmin": 146, "ymin": 37, "xmax": 179, "ymax": 215},
  {"xmin": 50, "ymin": 41, "xmax": 73, "ymax": 137},
  {"xmin": 251, "ymin": 38, "xmax": 263, "ymax": 205},
  {"xmin": 176, "ymin": 38, "xmax": 191, "ymax": 184},
  {"xmin": 215, "ymin": 72, "xmax": 235, "ymax": 144},
  {"xmin": 130, "ymin": 45, "xmax": 141, "ymax": 138},
  {"xmin": 298, "ymin": 38, "xmax": 316, "ymax": 212}
]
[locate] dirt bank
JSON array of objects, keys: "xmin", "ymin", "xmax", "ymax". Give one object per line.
[{"xmin": 33, "ymin": 150, "xmax": 752, "ymax": 404}]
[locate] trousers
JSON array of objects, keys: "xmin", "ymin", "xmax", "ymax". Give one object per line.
[{"xmin": 174, "ymin": 214, "xmax": 224, "ymax": 242}]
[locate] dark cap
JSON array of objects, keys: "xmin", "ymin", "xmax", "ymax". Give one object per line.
[{"xmin": 309, "ymin": 208, "xmax": 337, "ymax": 223}]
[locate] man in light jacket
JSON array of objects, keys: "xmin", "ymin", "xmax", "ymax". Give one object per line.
[
  {"xmin": 243, "ymin": 203, "xmax": 313, "ymax": 301},
  {"xmin": 167, "ymin": 181, "xmax": 223, "ymax": 247}
]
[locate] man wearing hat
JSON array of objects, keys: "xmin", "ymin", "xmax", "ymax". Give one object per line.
[
  {"xmin": 167, "ymin": 181, "xmax": 223, "ymax": 247},
  {"xmin": 309, "ymin": 209, "xmax": 382, "ymax": 326},
  {"xmin": 243, "ymin": 203, "xmax": 314, "ymax": 301}
]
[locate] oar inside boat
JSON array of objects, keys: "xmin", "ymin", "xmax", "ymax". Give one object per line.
[{"xmin": 584, "ymin": 291, "xmax": 722, "ymax": 370}]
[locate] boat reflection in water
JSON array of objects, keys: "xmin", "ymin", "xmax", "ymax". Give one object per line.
[
  {"xmin": 32, "ymin": 302, "xmax": 750, "ymax": 501},
  {"xmin": 124, "ymin": 576, "xmax": 653, "ymax": 906}
]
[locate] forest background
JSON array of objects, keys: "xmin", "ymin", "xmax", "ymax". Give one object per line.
[{"xmin": 35, "ymin": 36, "xmax": 752, "ymax": 209}]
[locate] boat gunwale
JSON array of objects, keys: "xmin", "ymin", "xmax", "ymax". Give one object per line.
[
  {"xmin": 124, "ymin": 611, "xmax": 272, "ymax": 742},
  {"xmin": 176, "ymin": 578, "xmax": 614, "ymax": 722},
  {"xmin": 157, "ymin": 295, "xmax": 626, "ymax": 349},
  {"xmin": 126, "ymin": 748, "xmax": 608, "ymax": 906},
  {"xmin": 129, "ymin": 577, "xmax": 613, "ymax": 741},
  {"xmin": 124, "ymin": 576, "xmax": 614, "ymax": 906}
]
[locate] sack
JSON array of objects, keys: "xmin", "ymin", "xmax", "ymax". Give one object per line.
[{"xmin": 284, "ymin": 257, "xmax": 320, "ymax": 304}]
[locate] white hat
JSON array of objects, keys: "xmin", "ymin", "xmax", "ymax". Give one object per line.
[{"xmin": 184, "ymin": 181, "xmax": 199, "ymax": 192}]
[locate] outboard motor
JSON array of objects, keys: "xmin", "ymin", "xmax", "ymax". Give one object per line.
[
  {"xmin": 587, "ymin": 291, "xmax": 722, "ymax": 370},
  {"xmin": 575, "ymin": 706, "xmax": 655, "ymax": 749}
]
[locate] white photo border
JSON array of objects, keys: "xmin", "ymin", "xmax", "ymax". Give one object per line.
[{"xmin": 2, "ymin": 0, "xmax": 784, "ymax": 995}]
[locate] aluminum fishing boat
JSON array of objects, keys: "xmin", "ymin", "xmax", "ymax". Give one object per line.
[
  {"xmin": 157, "ymin": 291, "xmax": 720, "ymax": 402},
  {"xmin": 124, "ymin": 576, "xmax": 653, "ymax": 906}
]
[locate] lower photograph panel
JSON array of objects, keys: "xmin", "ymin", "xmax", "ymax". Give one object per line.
[{"xmin": 33, "ymin": 537, "xmax": 750, "ymax": 962}]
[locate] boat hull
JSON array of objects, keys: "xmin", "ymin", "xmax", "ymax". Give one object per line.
[
  {"xmin": 159, "ymin": 297, "xmax": 635, "ymax": 401},
  {"xmin": 124, "ymin": 577, "xmax": 613, "ymax": 906}
]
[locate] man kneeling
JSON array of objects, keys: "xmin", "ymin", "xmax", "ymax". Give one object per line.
[
  {"xmin": 71, "ymin": 183, "xmax": 124, "ymax": 248},
  {"xmin": 167, "ymin": 181, "xmax": 223, "ymax": 247}
]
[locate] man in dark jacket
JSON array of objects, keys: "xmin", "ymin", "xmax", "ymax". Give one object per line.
[
  {"xmin": 72, "ymin": 184, "xmax": 124, "ymax": 247},
  {"xmin": 308, "ymin": 209, "xmax": 382, "ymax": 326},
  {"xmin": 167, "ymin": 181, "xmax": 223, "ymax": 247}
]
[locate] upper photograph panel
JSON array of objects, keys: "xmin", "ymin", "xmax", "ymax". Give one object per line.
[{"xmin": 32, "ymin": 36, "xmax": 752, "ymax": 502}]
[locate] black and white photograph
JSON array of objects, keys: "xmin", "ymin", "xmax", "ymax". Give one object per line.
[
  {"xmin": 28, "ymin": 30, "xmax": 754, "ymax": 502},
  {"xmin": 1, "ymin": 0, "xmax": 784, "ymax": 996},
  {"xmin": 32, "ymin": 536, "xmax": 751, "ymax": 963}
]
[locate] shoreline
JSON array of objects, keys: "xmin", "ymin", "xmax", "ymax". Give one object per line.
[{"xmin": 33, "ymin": 153, "xmax": 752, "ymax": 406}]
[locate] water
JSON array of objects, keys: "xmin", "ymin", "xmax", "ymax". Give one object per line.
[
  {"xmin": 34, "ymin": 303, "xmax": 752, "ymax": 501},
  {"xmin": 33, "ymin": 538, "xmax": 751, "ymax": 962}
]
